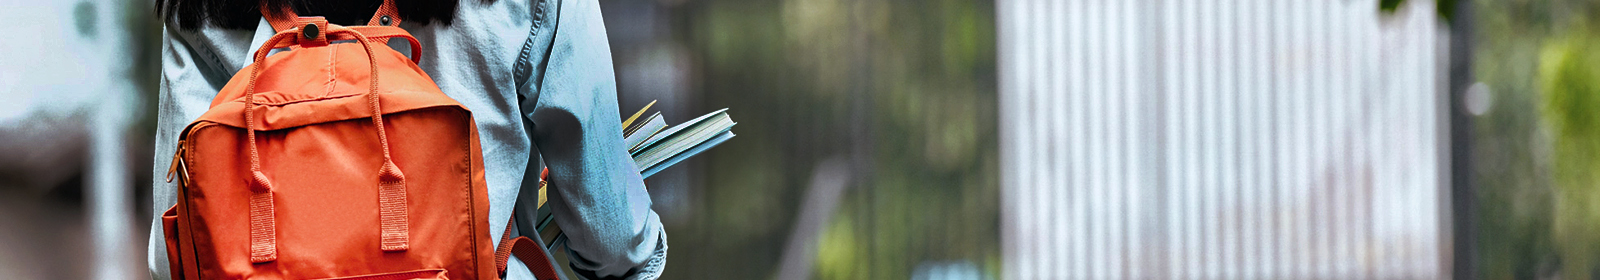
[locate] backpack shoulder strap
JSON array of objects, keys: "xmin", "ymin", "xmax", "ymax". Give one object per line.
[{"xmin": 496, "ymin": 217, "xmax": 563, "ymax": 280}]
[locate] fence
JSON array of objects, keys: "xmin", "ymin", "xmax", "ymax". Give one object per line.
[{"xmin": 998, "ymin": 0, "xmax": 1448, "ymax": 278}]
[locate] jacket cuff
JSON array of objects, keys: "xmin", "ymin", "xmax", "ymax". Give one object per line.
[{"xmin": 569, "ymin": 228, "xmax": 668, "ymax": 280}]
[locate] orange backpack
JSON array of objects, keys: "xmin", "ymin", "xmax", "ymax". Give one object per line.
[{"xmin": 161, "ymin": 2, "xmax": 559, "ymax": 279}]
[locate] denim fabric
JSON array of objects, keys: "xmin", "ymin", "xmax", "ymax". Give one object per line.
[{"xmin": 145, "ymin": 0, "xmax": 666, "ymax": 279}]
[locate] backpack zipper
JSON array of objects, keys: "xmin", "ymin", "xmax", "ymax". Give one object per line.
[{"xmin": 166, "ymin": 140, "xmax": 188, "ymax": 186}]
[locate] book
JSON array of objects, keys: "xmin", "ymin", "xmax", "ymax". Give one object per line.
[
  {"xmin": 533, "ymin": 102, "xmax": 736, "ymax": 244},
  {"xmin": 641, "ymin": 130, "xmax": 733, "ymax": 178},
  {"xmin": 623, "ymin": 111, "xmax": 659, "ymax": 138},
  {"xmin": 631, "ymin": 109, "xmax": 735, "ymax": 174},
  {"xmin": 624, "ymin": 114, "xmax": 666, "ymax": 152},
  {"xmin": 621, "ymin": 100, "xmax": 657, "ymax": 129}
]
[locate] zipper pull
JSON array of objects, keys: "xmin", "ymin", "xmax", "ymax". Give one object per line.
[{"xmin": 166, "ymin": 141, "xmax": 186, "ymax": 183}]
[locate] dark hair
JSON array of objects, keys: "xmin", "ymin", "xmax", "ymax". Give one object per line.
[{"xmin": 156, "ymin": 0, "xmax": 462, "ymax": 30}]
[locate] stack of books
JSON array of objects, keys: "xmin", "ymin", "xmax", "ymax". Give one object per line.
[
  {"xmin": 532, "ymin": 101, "xmax": 736, "ymax": 245},
  {"xmin": 622, "ymin": 101, "xmax": 737, "ymax": 178}
]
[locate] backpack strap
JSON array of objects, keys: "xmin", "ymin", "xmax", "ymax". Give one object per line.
[
  {"xmin": 496, "ymin": 171, "xmax": 562, "ymax": 279},
  {"xmin": 344, "ymin": 26, "xmax": 425, "ymax": 64},
  {"xmin": 496, "ymin": 217, "xmax": 563, "ymax": 280},
  {"xmin": 263, "ymin": 0, "xmax": 402, "ymax": 32}
]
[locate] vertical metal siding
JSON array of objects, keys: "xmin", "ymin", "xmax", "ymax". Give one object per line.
[{"xmin": 998, "ymin": 0, "xmax": 1446, "ymax": 278}]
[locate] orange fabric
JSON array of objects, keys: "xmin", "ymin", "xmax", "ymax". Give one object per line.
[
  {"xmin": 162, "ymin": 21, "xmax": 500, "ymax": 279},
  {"xmin": 242, "ymin": 18, "xmax": 415, "ymax": 264},
  {"xmin": 493, "ymin": 220, "xmax": 516, "ymax": 274},
  {"xmin": 162, "ymin": 206, "xmax": 184, "ymax": 279},
  {"xmin": 493, "ymin": 218, "xmax": 561, "ymax": 280},
  {"xmin": 313, "ymin": 269, "xmax": 447, "ymax": 280},
  {"xmin": 503, "ymin": 237, "xmax": 560, "ymax": 280}
]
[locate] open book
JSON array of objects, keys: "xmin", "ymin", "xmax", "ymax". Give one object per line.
[
  {"xmin": 532, "ymin": 101, "xmax": 736, "ymax": 246},
  {"xmin": 628, "ymin": 108, "xmax": 735, "ymax": 178}
]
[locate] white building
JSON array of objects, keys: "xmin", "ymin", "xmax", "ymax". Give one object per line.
[{"xmin": 998, "ymin": 0, "xmax": 1449, "ymax": 278}]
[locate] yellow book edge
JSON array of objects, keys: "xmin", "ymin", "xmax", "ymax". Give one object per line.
[{"xmin": 621, "ymin": 100, "xmax": 657, "ymax": 129}]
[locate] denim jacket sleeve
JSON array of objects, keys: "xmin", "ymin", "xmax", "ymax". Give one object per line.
[{"xmin": 515, "ymin": 0, "xmax": 668, "ymax": 279}]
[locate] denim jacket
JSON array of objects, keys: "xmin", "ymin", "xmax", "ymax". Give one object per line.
[{"xmin": 146, "ymin": 0, "xmax": 667, "ymax": 279}]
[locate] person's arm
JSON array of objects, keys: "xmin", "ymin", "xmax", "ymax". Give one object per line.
[{"xmin": 516, "ymin": 0, "xmax": 668, "ymax": 279}]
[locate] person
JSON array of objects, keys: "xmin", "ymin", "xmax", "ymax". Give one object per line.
[{"xmin": 146, "ymin": 0, "xmax": 668, "ymax": 279}]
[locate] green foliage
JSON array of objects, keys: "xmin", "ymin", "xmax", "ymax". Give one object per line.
[
  {"xmin": 1377, "ymin": 0, "xmax": 1459, "ymax": 21},
  {"xmin": 661, "ymin": 0, "xmax": 999, "ymax": 279},
  {"xmin": 1380, "ymin": 0, "xmax": 1405, "ymax": 12},
  {"xmin": 73, "ymin": 2, "xmax": 96, "ymax": 37},
  {"xmin": 1539, "ymin": 28, "xmax": 1600, "ymax": 280},
  {"xmin": 1474, "ymin": 0, "xmax": 1600, "ymax": 278},
  {"xmin": 1470, "ymin": 1, "xmax": 1555, "ymax": 275}
]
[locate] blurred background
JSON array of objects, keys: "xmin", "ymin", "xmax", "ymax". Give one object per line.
[{"xmin": 4, "ymin": 0, "xmax": 1600, "ymax": 279}]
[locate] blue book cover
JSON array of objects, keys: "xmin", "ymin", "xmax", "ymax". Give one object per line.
[{"xmin": 641, "ymin": 130, "xmax": 735, "ymax": 178}]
